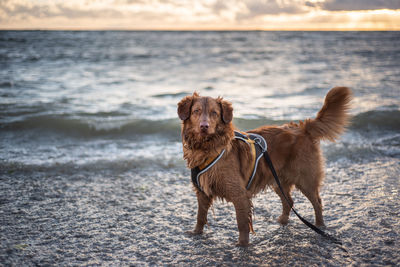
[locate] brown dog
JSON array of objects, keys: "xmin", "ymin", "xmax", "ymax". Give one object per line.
[{"xmin": 177, "ymin": 87, "xmax": 352, "ymax": 246}]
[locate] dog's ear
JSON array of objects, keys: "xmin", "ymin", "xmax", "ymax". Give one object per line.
[
  {"xmin": 217, "ymin": 97, "xmax": 233, "ymax": 124},
  {"xmin": 177, "ymin": 93, "xmax": 198, "ymax": 121}
]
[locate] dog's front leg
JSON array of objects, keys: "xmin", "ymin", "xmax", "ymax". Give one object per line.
[
  {"xmin": 190, "ymin": 191, "xmax": 212, "ymax": 235},
  {"xmin": 233, "ymin": 196, "xmax": 252, "ymax": 247}
]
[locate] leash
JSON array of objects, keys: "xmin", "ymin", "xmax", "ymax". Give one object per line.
[{"xmin": 263, "ymin": 150, "xmax": 346, "ymax": 248}]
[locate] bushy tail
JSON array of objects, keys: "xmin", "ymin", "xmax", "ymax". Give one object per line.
[{"xmin": 304, "ymin": 87, "xmax": 352, "ymax": 142}]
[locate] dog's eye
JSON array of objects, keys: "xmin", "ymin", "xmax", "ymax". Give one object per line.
[
  {"xmin": 192, "ymin": 109, "xmax": 200, "ymax": 115},
  {"xmin": 211, "ymin": 111, "xmax": 218, "ymax": 117}
]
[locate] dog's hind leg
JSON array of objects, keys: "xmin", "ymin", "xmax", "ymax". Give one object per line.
[
  {"xmin": 191, "ymin": 191, "xmax": 213, "ymax": 235},
  {"xmin": 273, "ymin": 182, "xmax": 294, "ymax": 225},
  {"xmin": 297, "ymin": 184, "xmax": 325, "ymax": 227}
]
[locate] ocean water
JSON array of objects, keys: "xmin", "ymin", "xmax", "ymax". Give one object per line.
[{"xmin": 1, "ymin": 31, "xmax": 399, "ymax": 265}]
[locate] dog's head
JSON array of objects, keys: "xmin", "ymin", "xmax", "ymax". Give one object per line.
[{"xmin": 177, "ymin": 92, "xmax": 234, "ymax": 150}]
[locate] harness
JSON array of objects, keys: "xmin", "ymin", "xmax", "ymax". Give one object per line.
[{"xmin": 191, "ymin": 130, "xmax": 267, "ymax": 192}]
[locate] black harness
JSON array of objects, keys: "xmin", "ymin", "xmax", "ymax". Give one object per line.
[{"xmin": 191, "ymin": 131, "xmax": 266, "ymax": 192}]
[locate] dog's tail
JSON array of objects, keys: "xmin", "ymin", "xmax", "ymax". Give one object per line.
[{"xmin": 303, "ymin": 87, "xmax": 352, "ymax": 142}]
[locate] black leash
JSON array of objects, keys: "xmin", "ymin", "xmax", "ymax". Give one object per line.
[{"xmin": 263, "ymin": 151, "xmax": 345, "ymax": 247}]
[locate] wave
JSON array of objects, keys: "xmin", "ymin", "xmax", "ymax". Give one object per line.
[
  {"xmin": 0, "ymin": 157, "xmax": 186, "ymax": 175},
  {"xmin": 152, "ymin": 91, "xmax": 190, "ymax": 98},
  {"xmin": 0, "ymin": 114, "xmax": 287, "ymax": 138},
  {"xmin": 1, "ymin": 109, "xmax": 398, "ymax": 138},
  {"xmin": 0, "ymin": 81, "xmax": 14, "ymax": 88},
  {"xmin": 1, "ymin": 115, "xmax": 181, "ymax": 138},
  {"xmin": 0, "ymin": 37, "xmax": 27, "ymax": 43},
  {"xmin": 350, "ymin": 110, "xmax": 400, "ymax": 131}
]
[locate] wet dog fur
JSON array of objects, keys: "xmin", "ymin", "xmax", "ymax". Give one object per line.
[{"xmin": 177, "ymin": 87, "xmax": 352, "ymax": 246}]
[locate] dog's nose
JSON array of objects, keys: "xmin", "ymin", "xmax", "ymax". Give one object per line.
[{"xmin": 200, "ymin": 121, "xmax": 209, "ymax": 130}]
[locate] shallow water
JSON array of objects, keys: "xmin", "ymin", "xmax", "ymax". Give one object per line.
[{"xmin": 1, "ymin": 31, "xmax": 399, "ymax": 265}]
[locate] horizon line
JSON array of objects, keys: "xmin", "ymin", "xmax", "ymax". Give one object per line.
[{"xmin": 1, "ymin": 28, "xmax": 399, "ymax": 32}]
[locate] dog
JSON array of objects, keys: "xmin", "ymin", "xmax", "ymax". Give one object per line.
[{"xmin": 177, "ymin": 87, "xmax": 352, "ymax": 246}]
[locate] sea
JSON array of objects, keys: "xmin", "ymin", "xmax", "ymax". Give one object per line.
[{"xmin": 1, "ymin": 31, "xmax": 399, "ymax": 266}]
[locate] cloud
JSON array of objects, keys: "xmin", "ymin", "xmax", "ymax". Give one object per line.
[
  {"xmin": 211, "ymin": 0, "xmax": 230, "ymax": 15},
  {"xmin": 321, "ymin": 0, "xmax": 400, "ymax": 11},
  {"xmin": 0, "ymin": 1, "xmax": 124, "ymax": 21},
  {"xmin": 236, "ymin": 0, "xmax": 307, "ymax": 20},
  {"xmin": 1, "ymin": 0, "xmax": 400, "ymax": 29},
  {"xmin": 1, "ymin": 0, "xmax": 308, "ymax": 22}
]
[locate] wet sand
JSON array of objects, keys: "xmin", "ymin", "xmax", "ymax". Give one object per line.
[{"xmin": 1, "ymin": 157, "xmax": 399, "ymax": 266}]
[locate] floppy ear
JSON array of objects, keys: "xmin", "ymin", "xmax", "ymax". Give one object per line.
[
  {"xmin": 177, "ymin": 94, "xmax": 195, "ymax": 121},
  {"xmin": 218, "ymin": 97, "xmax": 233, "ymax": 124}
]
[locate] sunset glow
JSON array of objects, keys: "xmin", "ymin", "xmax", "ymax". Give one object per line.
[{"xmin": 1, "ymin": 0, "xmax": 399, "ymax": 30}]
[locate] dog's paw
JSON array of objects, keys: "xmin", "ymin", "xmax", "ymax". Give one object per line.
[
  {"xmin": 277, "ymin": 215, "xmax": 289, "ymax": 225},
  {"xmin": 185, "ymin": 230, "xmax": 203, "ymax": 236},
  {"xmin": 235, "ymin": 241, "xmax": 250, "ymax": 247}
]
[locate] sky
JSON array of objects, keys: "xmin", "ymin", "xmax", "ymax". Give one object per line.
[{"xmin": 0, "ymin": 0, "xmax": 399, "ymax": 30}]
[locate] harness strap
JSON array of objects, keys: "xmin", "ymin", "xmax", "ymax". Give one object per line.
[
  {"xmin": 198, "ymin": 154, "xmax": 219, "ymax": 170},
  {"xmin": 233, "ymin": 131, "xmax": 267, "ymax": 189},
  {"xmin": 249, "ymin": 139, "xmax": 256, "ymax": 172},
  {"xmin": 191, "ymin": 149, "xmax": 226, "ymax": 192}
]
